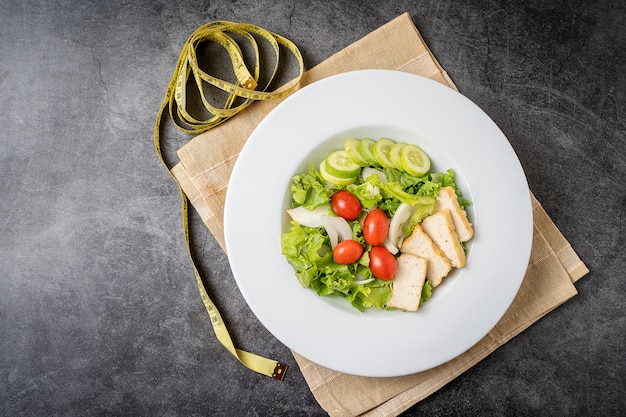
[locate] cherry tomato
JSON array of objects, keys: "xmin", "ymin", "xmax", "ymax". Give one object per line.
[
  {"xmin": 362, "ymin": 208, "xmax": 389, "ymax": 246},
  {"xmin": 333, "ymin": 240, "xmax": 363, "ymax": 265},
  {"xmin": 331, "ymin": 191, "xmax": 362, "ymax": 221},
  {"xmin": 369, "ymin": 246, "xmax": 397, "ymax": 280}
]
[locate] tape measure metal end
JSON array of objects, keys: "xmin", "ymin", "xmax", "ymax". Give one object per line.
[{"xmin": 271, "ymin": 362, "xmax": 288, "ymax": 381}]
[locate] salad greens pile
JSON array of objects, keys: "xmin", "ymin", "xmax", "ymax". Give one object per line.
[{"xmin": 281, "ymin": 160, "xmax": 469, "ymax": 312}]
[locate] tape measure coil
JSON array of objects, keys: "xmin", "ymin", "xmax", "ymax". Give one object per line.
[{"xmin": 154, "ymin": 21, "xmax": 305, "ymax": 380}]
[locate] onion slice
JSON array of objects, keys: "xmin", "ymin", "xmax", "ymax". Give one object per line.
[
  {"xmin": 362, "ymin": 167, "xmax": 387, "ymax": 183},
  {"xmin": 286, "ymin": 205, "xmax": 330, "ymax": 227},
  {"xmin": 321, "ymin": 215, "xmax": 353, "ymax": 249},
  {"xmin": 383, "ymin": 235, "xmax": 400, "ymax": 255},
  {"xmin": 362, "ymin": 167, "xmax": 387, "ymax": 200},
  {"xmin": 388, "ymin": 203, "xmax": 415, "ymax": 250},
  {"xmin": 353, "ymin": 277, "xmax": 375, "ymax": 285}
]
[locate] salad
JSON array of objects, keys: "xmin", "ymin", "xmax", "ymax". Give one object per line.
[{"xmin": 280, "ymin": 137, "xmax": 470, "ymax": 312}]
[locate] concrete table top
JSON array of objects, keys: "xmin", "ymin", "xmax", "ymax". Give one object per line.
[{"xmin": 1, "ymin": 1, "xmax": 624, "ymax": 416}]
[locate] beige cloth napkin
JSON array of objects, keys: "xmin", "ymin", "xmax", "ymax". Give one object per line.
[{"xmin": 170, "ymin": 13, "xmax": 588, "ymax": 417}]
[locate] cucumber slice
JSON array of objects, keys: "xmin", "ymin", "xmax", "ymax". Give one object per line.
[
  {"xmin": 319, "ymin": 160, "xmax": 357, "ymax": 185},
  {"xmin": 324, "ymin": 150, "xmax": 362, "ymax": 178},
  {"xmin": 357, "ymin": 138, "xmax": 381, "ymax": 167},
  {"xmin": 372, "ymin": 138, "xmax": 397, "ymax": 168},
  {"xmin": 344, "ymin": 138, "xmax": 369, "ymax": 167},
  {"xmin": 400, "ymin": 144, "xmax": 431, "ymax": 176},
  {"xmin": 389, "ymin": 142, "xmax": 407, "ymax": 171}
]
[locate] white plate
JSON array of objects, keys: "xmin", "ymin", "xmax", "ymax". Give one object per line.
[{"xmin": 224, "ymin": 70, "xmax": 532, "ymax": 377}]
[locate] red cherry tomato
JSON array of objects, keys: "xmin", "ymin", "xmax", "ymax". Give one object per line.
[
  {"xmin": 333, "ymin": 240, "xmax": 364, "ymax": 265},
  {"xmin": 331, "ymin": 191, "xmax": 362, "ymax": 221},
  {"xmin": 369, "ymin": 246, "xmax": 397, "ymax": 280},
  {"xmin": 362, "ymin": 208, "xmax": 389, "ymax": 246}
]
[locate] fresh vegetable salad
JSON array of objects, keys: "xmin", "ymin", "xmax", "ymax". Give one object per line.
[{"xmin": 280, "ymin": 137, "xmax": 470, "ymax": 312}]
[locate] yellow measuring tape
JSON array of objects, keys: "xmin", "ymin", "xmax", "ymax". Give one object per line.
[{"xmin": 154, "ymin": 21, "xmax": 304, "ymax": 380}]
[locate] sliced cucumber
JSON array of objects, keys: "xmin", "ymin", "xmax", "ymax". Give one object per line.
[
  {"xmin": 400, "ymin": 144, "xmax": 431, "ymax": 176},
  {"xmin": 356, "ymin": 138, "xmax": 381, "ymax": 167},
  {"xmin": 324, "ymin": 150, "xmax": 362, "ymax": 178},
  {"xmin": 344, "ymin": 138, "xmax": 369, "ymax": 167},
  {"xmin": 372, "ymin": 138, "xmax": 397, "ymax": 169},
  {"xmin": 389, "ymin": 142, "xmax": 407, "ymax": 171},
  {"xmin": 319, "ymin": 160, "xmax": 357, "ymax": 186}
]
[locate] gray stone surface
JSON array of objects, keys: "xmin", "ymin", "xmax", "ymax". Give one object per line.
[{"xmin": 1, "ymin": 0, "xmax": 624, "ymax": 416}]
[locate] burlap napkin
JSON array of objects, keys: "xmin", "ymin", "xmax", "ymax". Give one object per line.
[{"xmin": 170, "ymin": 13, "xmax": 588, "ymax": 417}]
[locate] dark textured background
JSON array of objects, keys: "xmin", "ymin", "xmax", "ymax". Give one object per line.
[{"xmin": 1, "ymin": 1, "xmax": 624, "ymax": 416}]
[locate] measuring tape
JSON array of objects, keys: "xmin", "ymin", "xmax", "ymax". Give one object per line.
[
  {"xmin": 154, "ymin": 21, "xmax": 304, "ymax": 380},
  {"xmin": 160, "ymin": 20, "xmax": 304, "ymax": 134}
]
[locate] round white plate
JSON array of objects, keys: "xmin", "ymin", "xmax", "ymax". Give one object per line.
[{"xmin": 224, "ymin": 70, "xmax": 532, "ymax": 377}]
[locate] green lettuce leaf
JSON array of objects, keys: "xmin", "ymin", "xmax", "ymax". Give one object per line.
[
  {"xmin": 281, "ymin": 221, "xmax": 332, "ymax": 288},
  {"xmin": 420, "ymin": 280, "xmax": 433, "ymax": 305},
  {"xmin": 430, "ymin": 169, "xmax": 471, "ymax": 208},
  {"xmin": 345, "ymin": 279, "xmax": 392, "ymax": 312},
  {"xmin": 345, "ymin": 181, "xmax": 382, "ymax": 210},
  {"xmin": 290, "ymin": 165, "xmax": 334, "ymax": 210},
  {"xmin": 367, "ymin": 174, "xmax": 436, "ymax": 206}
]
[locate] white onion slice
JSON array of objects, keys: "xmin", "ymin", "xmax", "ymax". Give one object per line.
[
  {"xmin": 388, "ymin": 203, "xmax": 415, "ymax": 248},
  {"xmin": 365, "ymin": 182, "xmax": 380, "ymax": 197},
  {"xmin": 321, "ymin": 215, "xmax": 353, "ymax": 249},
  {"xmin": 286, "ymin": 205, "xmax": 330, "ymax": 227},
  {"xmin": 362, "ymin": 167, "xmax": 387, "ymax": 183},
  {"xmin": 353, "ymin": 277, "xmax": 375, "ymax": 285},
  {"xmin": 383, "ymin": 235, "xmax": 399, "ymax": 255}
]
